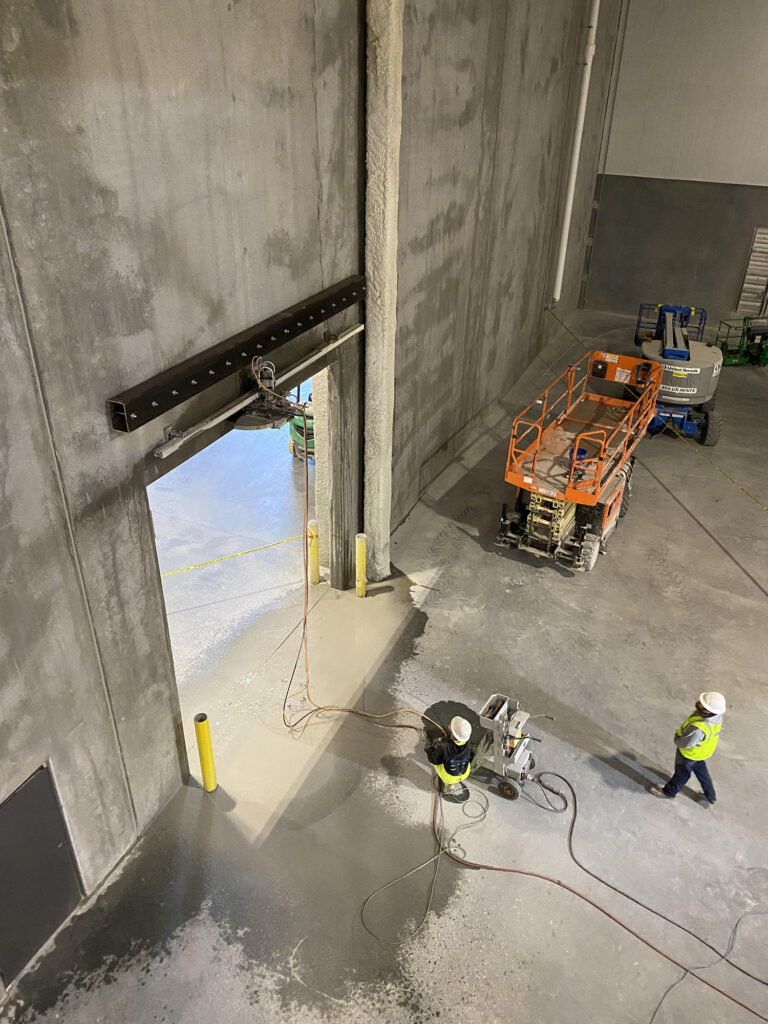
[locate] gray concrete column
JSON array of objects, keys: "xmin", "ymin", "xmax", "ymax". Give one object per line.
[
  {"xmin": 312, "ymin": 368, "xmax": 332, "ymax": 568},
  {"xmin": 364, "ymin": 0, "xmax": 404, "ymax": 581},
  {"xmin": 325, "ymin": 339, "xmax": 363, "ymax": 590},
  {"xmin": 312, "ymin": 327, "xmax": 364, "ymax": 590}
]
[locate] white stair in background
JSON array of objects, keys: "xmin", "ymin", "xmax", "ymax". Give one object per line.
[{"xmin": 737, "ymin": 227, "xmax": 768, "ymax": 316}]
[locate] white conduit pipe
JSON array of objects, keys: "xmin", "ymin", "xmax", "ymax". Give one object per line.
[{"xmin": 551, "ymin": 0, "xmax": 600, "ymax": 305}]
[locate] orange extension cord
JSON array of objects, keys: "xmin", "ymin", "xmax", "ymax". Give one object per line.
[
  {"xmin": 430, "ymin": 789, "xmax": 768, "ymax": 1022},
  {"xmin": 249, "ymin": 361, "xmax": 446, "ymax": 741}
]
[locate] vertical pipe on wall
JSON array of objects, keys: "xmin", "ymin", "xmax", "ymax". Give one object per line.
[
  {"xmin": 363, "ymin": 0, "xmax": 405, "ymax": 581},
  {"xmin": 551, "ymin": 0, "xmax": 601, "ymax": 304}
]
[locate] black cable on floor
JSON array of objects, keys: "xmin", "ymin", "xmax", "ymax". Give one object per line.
[
  {"xmin": 649, "ymin": 909, "xmax": 768, "ymax": 1023},
  {"xmin": 534, "ymin": 771, "xmax": 768, "ymax": 989},
  {"xmin": 360, "ymin": 778, "xmax": 489, "ymax": 945},
  {"xmin": 434, "ymin": 782, "xmax": 768, "ymax": 1021}
]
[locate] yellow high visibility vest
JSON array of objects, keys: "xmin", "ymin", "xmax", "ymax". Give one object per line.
[
  {"xmin": 676, "ymin": 714, "xmax": 721, "ymax": 761},
  {"xmin": 434, "ymin": 760, "xmax": 471, "ymax": 785}
]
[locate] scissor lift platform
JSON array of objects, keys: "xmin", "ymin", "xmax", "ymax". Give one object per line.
[
  {"xmin": 512, "ymin": 396, "xmax": 634, "ymax": 497},
  {"xmin": 497, "ymin": 351, "xmax": 661, "ymax": 570}
]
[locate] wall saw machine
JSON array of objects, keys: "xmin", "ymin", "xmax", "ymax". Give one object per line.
[{"xmin": 470, "ymin": 693, "xmax": 552, "ymax": 800}]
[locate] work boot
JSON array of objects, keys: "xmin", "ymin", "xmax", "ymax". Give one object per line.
[{"xmin": 649, "ymin": 784, "xmax": 672, "ymax": 799}]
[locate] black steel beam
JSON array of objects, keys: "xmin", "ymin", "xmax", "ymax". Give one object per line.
[{"xmin": 107, "ymin": 275, "xmax": 365, "ymax": 432}]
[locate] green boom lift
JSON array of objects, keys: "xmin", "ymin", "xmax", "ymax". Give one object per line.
[{"xmin": 715, "ymin": 316, "xmax": 768, "ymax": 366}]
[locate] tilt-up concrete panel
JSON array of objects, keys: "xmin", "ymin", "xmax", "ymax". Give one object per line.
[
  {"xmin": 0, "ymin": 238, "xmax": 136, "ymax": 895},
  {"xmin": 392, "ymin": 0, "xmax": 621, "ymax": 529},
  {"xmin": 0, "ymin": 0, "xmax": 360, "ymax": 892}
]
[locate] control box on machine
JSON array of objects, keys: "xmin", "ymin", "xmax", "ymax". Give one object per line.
[{"xmin": 472, "ymin": 693, "xmax": 539, "ymax": 800}]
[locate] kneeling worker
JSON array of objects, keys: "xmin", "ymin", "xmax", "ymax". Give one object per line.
[{"xmin": 426, "ymin": 716, "xmax": 474, "ymax": 802}]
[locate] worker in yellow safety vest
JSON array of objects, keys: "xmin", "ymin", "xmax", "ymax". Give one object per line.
[
  {"xmin": 649, "ymin": 691, "xmax": 726, "ymax": 806},
  {"xmin": 426, "ymin": 716, "xmax": 474, "ymax": 803}
]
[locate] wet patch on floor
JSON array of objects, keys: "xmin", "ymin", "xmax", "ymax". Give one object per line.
[{"xmin": 2, "ymin": 584, "xmax": 472, "ymax": 1024}]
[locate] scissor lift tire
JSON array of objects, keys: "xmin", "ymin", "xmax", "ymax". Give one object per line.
[
  {"xmin": 619, "ymin": 476, "xmax": 632, "ymax": 518},
  {"xmin": 581, "ymin": 534, "xmax": 600, "ymax": 572}
]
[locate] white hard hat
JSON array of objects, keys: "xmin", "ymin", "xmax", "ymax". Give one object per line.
[
  {"xmin": 450, "ymin": 716, "xmax": 472, "ymax": 744},
  {"xmin": 698, "ymin": 691, "xmax": 726, "ymax": 715}
]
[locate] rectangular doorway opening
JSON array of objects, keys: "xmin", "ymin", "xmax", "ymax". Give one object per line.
[{"xmin": 147, "ymin": 379, "xmax": 317, "ymax": 766}]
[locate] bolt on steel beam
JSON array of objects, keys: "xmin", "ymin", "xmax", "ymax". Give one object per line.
[{"xmin": 107, "ymin": 275, "xmax": 365, "ymax": 433}]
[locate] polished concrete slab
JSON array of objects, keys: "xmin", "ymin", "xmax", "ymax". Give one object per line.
[{"xmin": 3, "ymin": 313, "xmax": 767, "ymax": 1024}]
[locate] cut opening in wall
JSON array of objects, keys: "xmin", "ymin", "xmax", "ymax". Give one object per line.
[{"xmin": 147, "ymin": 378, "xmax": 317, "ymax": 773}]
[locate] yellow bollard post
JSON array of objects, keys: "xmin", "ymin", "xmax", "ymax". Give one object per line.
[
  {"xmin": 356, "ymin": 533, "xmax": 367, "ymax": 598},
  {"xmin": 193, "ymin": 713, "xmax": 218, "ymax": 792},
  {"xmin": 307, "ymin": 519, "xmax": 320, "ymax": 585}
]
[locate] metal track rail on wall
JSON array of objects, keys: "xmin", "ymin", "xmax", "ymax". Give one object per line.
[
  {"xmin": 106, "ymin": 275, "xmax": 366, "ymax": 433},
  {"xmin": 152, "ymin": 323, "xmax": 365, "ymax": 460}
]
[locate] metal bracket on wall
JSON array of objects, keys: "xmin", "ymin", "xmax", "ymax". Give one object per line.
[
  {"xmin": 152, "ymin": 323, "xmax": 365, "ymax": 460},
  {"xmin": 106, "ymin": 275, "xmax": 365, "ymax": 433}
]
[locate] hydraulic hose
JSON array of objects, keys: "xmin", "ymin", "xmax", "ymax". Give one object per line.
[
  {"xmin": 535, "ymin": 770, "xmax": 767, "ymax": 988},
  {"xmin": 430, "ymin": 780, "xmax": 768, "ymax": 1022}
]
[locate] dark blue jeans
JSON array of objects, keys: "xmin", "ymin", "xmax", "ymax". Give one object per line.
[{"xmin": 663, "ymin": 751, "xmax": 716, "ymax": 802}]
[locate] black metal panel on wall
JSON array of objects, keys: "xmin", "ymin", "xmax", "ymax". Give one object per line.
[
  {"xmin": 0, "ymin": 767, "xmax": 82, "ymax": 985},
  {"xmin": 585, "ymin": 175, "xmax": 768, "ymax": 319},
  {"xmin": 107, "ymin": 276, "xmax": 366, "ymax": 433}
]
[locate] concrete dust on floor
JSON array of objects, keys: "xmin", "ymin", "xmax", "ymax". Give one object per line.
[{"xmin": 3, "ymin": 313, "xmax": 768, "ymax": 1024}]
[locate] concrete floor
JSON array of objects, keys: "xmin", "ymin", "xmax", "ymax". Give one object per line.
[{"xmin": 3, "ymin": 312, "xmax": 768, "ymax": 1024}]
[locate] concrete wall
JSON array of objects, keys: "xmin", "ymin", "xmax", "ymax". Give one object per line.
[
  {"xmin": 0, "ymin": 0, "xmax": 360, "ymax": 903},
  {"xmin": 391, "ymin": 0, "xmax": 623, "ymax": 527},
  {"xmin": 587, "ymin": 176, "xmax": 768, "ymax": 317},
  {"xmin": 587, "ymin": 0, "xmax": 768, "ymax": 316},
  {"xmin": 605, "ymin": 0, "xmax": 768, "ymax": 186},
  {"xmin": 0, "ymin": 0, "xmax": 619, "ymax": 936}
]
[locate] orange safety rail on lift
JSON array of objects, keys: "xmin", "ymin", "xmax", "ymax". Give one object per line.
[{"xmin": 504, "ymin": 351, "xmax": 661, "ymax": 506}]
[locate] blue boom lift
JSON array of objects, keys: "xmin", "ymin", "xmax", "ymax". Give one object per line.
[{"xmin": 633, "ymin": 304, "xmax": 723, "ymax": 446}]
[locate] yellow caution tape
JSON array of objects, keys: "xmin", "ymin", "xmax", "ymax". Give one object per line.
[
  {"xmin": 668, "ymin": 424, "xmax": 768, "ymax": 512},
  {"xmin": 545, "ymin": 307, "xmax": 768, "ymax": 513},
  {"xmin": 161, "ymin": 535, "xmax": 302, "ymax": 577}
]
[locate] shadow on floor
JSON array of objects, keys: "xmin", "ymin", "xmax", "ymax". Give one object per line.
[
  {"xmin": 421, "ymin": 699, "xmax": 482, "ymax": 744},
  {"xmin": 591, "ymin": 751, "xmax": 709, "ymax": 804},
  {"xmin": 1, "ymin": 594, "xmax": 458, "ymax": 1022},
  {"xmin": 591, "ymin": 751, "xmax": 669, "ymax": 790},
  {"xmin": 3, "ymin": 565, "xmax": 709, "ymax": 1023},
  {"xmin": 416, "ymin": 431, "xmax": 582, "ymax": 575},
  {"xmin": 379, "ymin": 754, "xmax": 434, "ymax": 793},
  {"xmin": 2, "ymin": 786, "xmax": 281, "ymax": 1021}
]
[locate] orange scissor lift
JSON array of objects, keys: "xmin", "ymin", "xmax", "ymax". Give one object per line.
[{"xmin": 496, "ymin": 351, "xmax": 662, "ymax": 571}]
